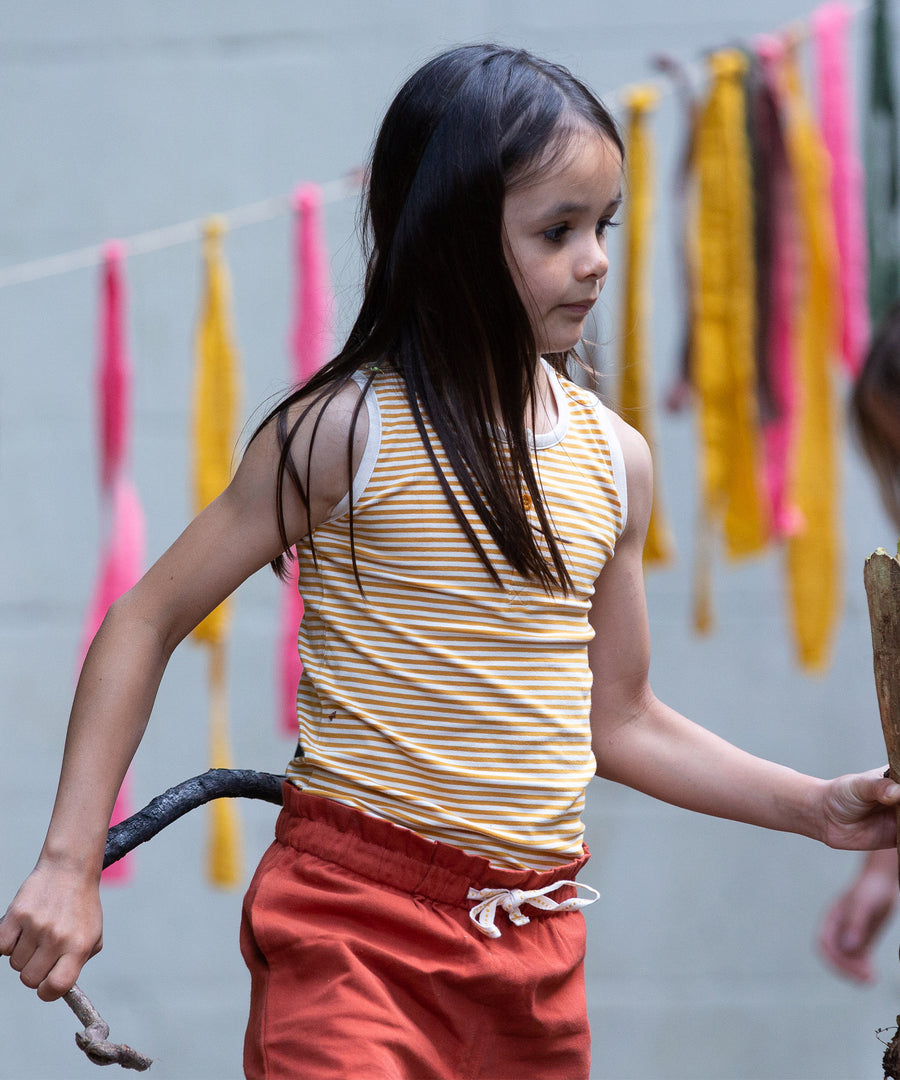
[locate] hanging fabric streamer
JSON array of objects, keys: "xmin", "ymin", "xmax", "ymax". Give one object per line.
[
  {"xmin": 752, "ymin": 37, "xmax": 803, "ymax": 539},
  {"xmin": 277, "ymin": 184, "xmax": 334, "ymax": 736},
  {"xmin": 813, "ymin": 1, "xmax": 870, "ymax": 374},
  {"xmin": 652, "ymin": 54, "xmax": 701, "ymax": 413},
  {"xmin": 618, "ymin": 85, "xmax": 675, "ymax": 567},
  {"xmin": 291, "ymin": 184, "xmax": 333, "ymax": 381},
  {"xmin": 191, "ymin": 216, "xmax": 243, "ymax": 887},
  {"xmin": 866, "ymin": 0, "xmax": 900, "ymax": 324},
  {"xmin": 78, "ymin": 241, "xmax": 146, "ymax": 884},
  {"xmin": 689, "ymin": 49, "xmax": 768, "ymax": 633},
  {"xmin": 781, "ymin": 36, "xmax": 843, "ymax": 672}
]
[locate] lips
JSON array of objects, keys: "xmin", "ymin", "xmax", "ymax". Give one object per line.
[{"xmin": 559, "ymin": 300, "xmax": 596, "ymax": 316}]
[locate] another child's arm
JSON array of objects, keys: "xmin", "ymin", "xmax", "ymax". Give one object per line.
[
  {"xmin": 0, "ymin": 385, "xmax": 366, "ymax": 1002},
  {"xmin": 588, "ymin": 417, "xmax": 900, "ymax": 848},
  {"xmin": 818, "ymin": 848, "xmax": 898, "ymax": 983}
]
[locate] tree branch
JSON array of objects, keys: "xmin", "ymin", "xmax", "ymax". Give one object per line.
[
  {"xmin": 103, "ymin": 769, "xmax": 285, "ymax": 868},
  {"xmin": 64, "ymin": 984, "xmax": 153, "ymax": 1071},
  {"xmin": 35, "ymin": 770, "xmax": 286, "ymax": 1071}
]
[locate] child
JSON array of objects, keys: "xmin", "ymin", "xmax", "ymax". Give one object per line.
[
  {"xmin": 2, "ymin": 44, "xmax": 899, "ymax": 1080},
  {"xmin": 818, "ymin": 300, "xmax": 900, "ymax": 984}
]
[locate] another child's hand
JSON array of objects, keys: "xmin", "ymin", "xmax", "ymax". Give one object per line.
[
  {"xmin": 817, "ymin": 768, "xmax": 900, "ymax": 851},
  {"xmin": 0, "ymin": 862, "xmax": 103, "ymax": 1001},
  {"xmin": 817, "ymin": 849, "xmax": 898, "ymax": 984}
]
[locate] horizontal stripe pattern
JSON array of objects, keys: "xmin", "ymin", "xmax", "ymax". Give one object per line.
[{"xmin": 286, "ymin": 365, "xmax": 624, "ymax": 869}]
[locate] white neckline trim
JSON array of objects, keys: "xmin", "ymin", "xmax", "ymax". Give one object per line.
[{"xmin": 531, "ymin": 357, "xmax": 569, "ymax": 449}]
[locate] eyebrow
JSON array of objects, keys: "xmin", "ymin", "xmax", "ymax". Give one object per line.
[{"xmin": 543, "ymin": 194, "xmax": 623, "ymax": 217}]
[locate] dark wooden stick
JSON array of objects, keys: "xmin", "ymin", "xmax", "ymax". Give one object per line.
[
  {"xmin": 103, "ymin": 769, "xmax": 284, "ymax": 868},
  {"xmin": 49, "ymin": 769, "xmax": 285, "ymax": 1071}
]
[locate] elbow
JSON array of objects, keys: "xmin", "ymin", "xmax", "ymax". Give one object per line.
[
  {"xmin": 99, "ymin": 588, "xmax": 177, "ymax": 663},
  {"xmin": 590, "ymin": 681, "xmax": 658, "ymax": 781}
]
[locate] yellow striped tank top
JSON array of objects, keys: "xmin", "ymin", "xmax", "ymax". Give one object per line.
[{"xmin": 285, "ymin": 360, "xmax": 627, "ymax": 869}]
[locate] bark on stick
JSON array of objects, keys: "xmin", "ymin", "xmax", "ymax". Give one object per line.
[
  {"xmin": 103, "ymin": 769, "xmax": 284, "ymax": 868},
  {"xmin": 864, "ymin": 547, "xmax": 900, "ymax": 868},
  {"xmin": 864, "ymin": 547, "xmax": 900, "ymax": 1080}
]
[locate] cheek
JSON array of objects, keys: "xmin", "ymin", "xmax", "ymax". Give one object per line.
[
  {"xmin": 508, "ymin": 258, "xmax": 546, "ymax": 318},
  {"xmin": 516, "ymin": 252, "xmax": 558, "ymax": 305}
]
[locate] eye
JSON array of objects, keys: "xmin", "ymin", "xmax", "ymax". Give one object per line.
[
  {"xmin": 597, "ymin": 217, "xmax": 620, "ymax": 238},
  {"xmin": 542, "ymin": 224, "xmax": 569, "ymax": 242}
]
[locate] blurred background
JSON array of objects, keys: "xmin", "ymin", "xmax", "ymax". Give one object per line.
[{"xmin": 1, "ymin": 2, "xmax": 898, "ymax": 1077}]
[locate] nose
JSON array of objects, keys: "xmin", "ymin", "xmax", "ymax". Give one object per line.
[{"xmin": 576, "ymin": 235, "xmax": 608, "ymax": 282}]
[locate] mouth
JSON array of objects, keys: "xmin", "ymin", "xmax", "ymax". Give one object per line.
[{"xmin": 559, "ymin": 300, "xmax": 596, "ymax": 316}]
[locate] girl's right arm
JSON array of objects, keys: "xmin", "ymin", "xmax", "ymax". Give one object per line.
[
  {"xmin": 0, "ymin": 382, "xmax": 367, "ymax": 1002},
  {"xmin": 588, "ymin": 414, "xmax": 900, "ymax": 849}
]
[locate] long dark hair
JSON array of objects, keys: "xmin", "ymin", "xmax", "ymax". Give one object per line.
[
  {"xmin": 255, "ymin": 44, "xmax": 624, "ymax": 591},
  {"xmin": 851, "ymin": 300, "xmax": 900, "ymax": 528}
]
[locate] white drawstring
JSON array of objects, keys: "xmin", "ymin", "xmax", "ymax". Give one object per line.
[{"xmin": 466, "ymin": 880, "xmax": 600, "ymax": 939}]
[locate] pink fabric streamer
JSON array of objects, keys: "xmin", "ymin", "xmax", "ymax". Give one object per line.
[
  {"xmin": 78, "ymin": 478, "xmax": 146, "ymax": 665},
  {"xmin": 78, "ymin": 243, "xmax": 146, "ymax": 882},
  {"xmin": 291, "ymin": 183, "xmax": 333, "ymax": 380},
  {"xmin": 279, "ymin": 563, "xmax": 305, "ymax": 737},
  {"xmin": 99, "ymin": 241, "xmax": 129, "ymax": 490},
  {"xmin": 813, "ymin": 1, "xmax": 870, "ymax": 374},
  {"xmin": 756, "ymin": 36, "xmax": 804, "ymax": 538},
  {"xmin": 278, "ymin": 184, "xmax": 333, "ymax": 736}
]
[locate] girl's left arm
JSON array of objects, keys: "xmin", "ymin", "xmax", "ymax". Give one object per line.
[{"xmin": 588, "ymin": 417, "xmax": 900, "ymax": 850}]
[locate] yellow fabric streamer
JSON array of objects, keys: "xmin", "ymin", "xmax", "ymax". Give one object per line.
[
  {"xmin": 192, "ymin": 216, "xmax": 240, "ymax": 644},
  {"xmin": 618, "ymin": 85, "xmax": 675, "ymax": 568},
  {"xmin": 690, "ymin": 50, "xmax": 768, "ymax": 632},
  {"xmin": 780, "ymin": 41, "xmax": 842, "ymax": 671},
  {"xmin": 207, "ymin": 640, "xmax": 243, "ymax": 887},
  {"xmin": 192, "ymin": 216, "xmax": 243, "ymax": 886}
]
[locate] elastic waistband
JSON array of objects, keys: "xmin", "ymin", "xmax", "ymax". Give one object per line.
[{"xmin": 275, "ymin": 782, "xmax": 590, "ymax": 908}]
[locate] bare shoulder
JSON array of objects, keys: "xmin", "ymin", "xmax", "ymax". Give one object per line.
[
  {"xmin": 285, "ymin": 376, "xmax": 370, "ymax": 472},
  {"xmin": 238, "ymin": 375, "xmax": 372, "ymax": 544}
]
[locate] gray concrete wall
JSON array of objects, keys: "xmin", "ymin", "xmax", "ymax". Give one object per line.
[{"xmin": 1, "ymin": 3, "xmax": 897, "ymax": 1078}]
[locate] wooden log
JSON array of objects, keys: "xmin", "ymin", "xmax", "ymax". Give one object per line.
[
  {"xmin": 865, "ymin": 548, "xmax": 900, "ymax": 1080},
  {"xmin": 864, "ymin": 546, "xmax": 900, "ymax": 870}
]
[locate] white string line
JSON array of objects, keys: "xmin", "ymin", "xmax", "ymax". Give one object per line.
[
  {"xmin": 0, "ymin": 0, "xmax": 873, "ymax": 292},
  {"xmin": 0, "ymin": 173, "xmax": 360, "ymax": 289}
]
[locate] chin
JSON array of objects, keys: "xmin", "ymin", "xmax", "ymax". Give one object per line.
[{"xmin": 540, "ymin": 337, "xmax": 580, "ymax": 354}]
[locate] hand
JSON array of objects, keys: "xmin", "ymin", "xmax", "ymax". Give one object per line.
[
  {"xmin": 818, "ymin": 769, "xmax": 900, "ymax": 850},
  {"xmin": 818, "ymin": 849, "xmax": 898, "ymax": 984},
  {"xmin": 0, "ymin": 863, "xmax": 103, "ymax": 1002}
]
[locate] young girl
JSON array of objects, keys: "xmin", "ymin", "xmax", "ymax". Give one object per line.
[{"xmin": 2, "ymin": 44, "xmax": 899, "ymax": 1080}]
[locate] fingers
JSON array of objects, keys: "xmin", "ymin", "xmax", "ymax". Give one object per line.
[
  {"xmin": 817, "ymin": 899, "xmax": 875, "ymax": 984},
  {"xmin": 0, "ymin": 908, "xmax": 20, "ymax": 957},
  {"xmin": 1, "ymin": 908, "xmax": 101, "ymax": 1002},
  {"xmin": 35, "ymin": 954, "xmax": 87, "ymax": 1003},
  {"xmin": 822, "ymin": 770, "xmax": 900, "ymax": 849},
  {"xmin": 14, "ymin": 936, "xmax": 99, "ymax": 1001}
]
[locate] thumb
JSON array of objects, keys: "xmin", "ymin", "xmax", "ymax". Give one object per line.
[{"xmin": 835, "ymin": 769, "xmax": 900, "ymax": 815}]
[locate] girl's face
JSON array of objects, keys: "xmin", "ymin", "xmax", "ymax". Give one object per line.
[{"xmin": 503, "ymin": 129, "xmax": 623, "ymax": 356}]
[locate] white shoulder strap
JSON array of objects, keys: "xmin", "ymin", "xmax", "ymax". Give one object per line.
[{"xmin": 592, "ymin": 399, "xmax": 628, "ymax": 533}]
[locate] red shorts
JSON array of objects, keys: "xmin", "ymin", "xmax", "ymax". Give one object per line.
[{"xmin": 240, "ymin": 783, "xmax": 592, "ymax": 1080}]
